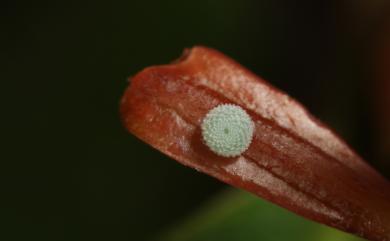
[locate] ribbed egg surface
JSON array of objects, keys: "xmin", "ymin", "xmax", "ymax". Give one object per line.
[{"xmin": 201, "ymin": 104, "xmax": 255, "ymax": 157}]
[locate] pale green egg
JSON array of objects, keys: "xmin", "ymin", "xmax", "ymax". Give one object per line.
[{"xmin": 201, "ymin": 104, "xmax": 254, "ymax": 157}]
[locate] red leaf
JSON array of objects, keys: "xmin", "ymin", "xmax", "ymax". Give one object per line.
[{"xmin": 120, "ymin": 46, "xmax": 390, "ymax": 241}]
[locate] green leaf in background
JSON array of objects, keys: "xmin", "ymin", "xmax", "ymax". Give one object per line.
[{"xmin": 156, "ymin": 189, "xmax": 365, "ymax": 241}]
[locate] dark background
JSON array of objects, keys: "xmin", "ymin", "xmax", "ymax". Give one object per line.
[{"xmin": 2, "ymin": 1, "xmax": 390, "ymax": 240}]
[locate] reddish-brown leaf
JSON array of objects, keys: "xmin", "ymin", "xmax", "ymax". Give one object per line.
[{"xmin": 120, "ymin": 46, "xmax": 390, "ymax": 241}]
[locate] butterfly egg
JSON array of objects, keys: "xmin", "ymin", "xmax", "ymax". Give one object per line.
[{"xmin": 201, "ymin": 104, "xmax": 254, "ymax": 157}]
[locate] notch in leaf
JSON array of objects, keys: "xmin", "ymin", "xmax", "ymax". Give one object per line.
[{"xmin": 120, "ymin": 46, "xmax": 390, "ymax": 241}]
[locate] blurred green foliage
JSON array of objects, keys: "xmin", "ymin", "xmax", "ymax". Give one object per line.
[
  {"xmin": 2, "ymin": 0, "xmax": 388, "ymax": 240},
  {"xmin": 157, "ymin": 189, "xmax": 365, "ymax": 241}
]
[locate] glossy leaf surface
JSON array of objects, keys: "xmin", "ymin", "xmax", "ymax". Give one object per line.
[{"xmin": 121, "ymin": 46, "xmax": 390, "ymax": 241}]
